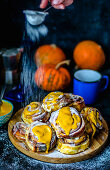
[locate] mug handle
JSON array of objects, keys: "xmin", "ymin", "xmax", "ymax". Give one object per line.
[{"xmin": 100, "ymin": 75, "xmax": 109, "ymax": 92}]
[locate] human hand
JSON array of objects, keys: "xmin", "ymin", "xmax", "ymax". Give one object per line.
[{"xmin": 40, "ymin": 0, "xmax": 73, "ymax": 9}]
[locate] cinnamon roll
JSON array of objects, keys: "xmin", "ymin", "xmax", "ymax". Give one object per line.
[
  {"xmin": 12, "ymin": 122, "xmax": 28, "ymax": 141},
  {"xmin": 64, "ymin": 132, "xmax": 88, "ymax": 145},
  {"xmin": 42, "ymin": 92, "xmax": 85, "ymax": 113},
  {"xmin": 56, "ymin": 134, "xmax": 90, "ymax": 155},
  {"xmin": 80, "ymin": 107, "xmax": 103, "ymax": 137},
  {"xmin": 22, "ymin": 102, "xmax": 50, "ymax": 124},
  {"xmin": 64, "ymin": 93, "xmax": 85, "ymax": 111},
  {"xmin": 42, "ymin": 92, "xmax": 69, "ymax": 112},
  {"xmin": 49, "ymin": 106, "xmax": 85, "ymax": 138},
  {"xmin": 25, "ymin": 121, "xmax": 57, "ymax": 153}
]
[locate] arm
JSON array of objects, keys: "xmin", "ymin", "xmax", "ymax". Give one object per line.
[{"xmin": 40, "ymin": 0, "xmax": 73, "ymax": 9}]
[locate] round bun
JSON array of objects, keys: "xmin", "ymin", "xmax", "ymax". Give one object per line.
[
  {"xmin": 49, "ymin": 106, "xmax": 85, "ymax": 138},
  {"xmin": 42, "ymin": 92, "xmax": 68, "ymax": 112},
  {"xmin": 12, "ymin": 122, "xmax": 28, "ymax": 141},
  {"xmin": 64, "ymin": 93, "xmax": 85, "ymax": 111},
  {"xmin": 57, "ymin": 135, "xmax": 90, "ymax": 155},
  {"xmin": 25, "ymin": 121, "xmax": 57, "ymax": 153},
  {"xmin": 22, "ymin": 102, "xmax": 50, "ymax": 124}
]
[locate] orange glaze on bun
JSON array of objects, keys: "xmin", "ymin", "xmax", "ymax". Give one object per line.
[
  {"xmin": 80, "ymin": 107, "xmax": 103, "ymax": 137},
  {"xmin": 25, "ymin": 121, "xmax": 57, "ymax": 153},
  {"xmin": 42, "ymin": 92, "xmax": 85, "ymax": 113},
  {"xmin": 22, "ymin": 102, "xmax": 50, "ymax": 124},
  {"xmin": 49, "ymin": 106, "xmax": 85, "ymax": 138},
  {"xmin": 42, "ymin": 92, "xmax": 68, "ymax": 112}
]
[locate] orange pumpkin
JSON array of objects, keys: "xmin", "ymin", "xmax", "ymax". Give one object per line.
[
  {"xmin": 73, "ymin": 40, "xmax": 105, "ymax": 70},
  {"xmin": 35, "ymin": 60, "xmax": 71, "ymax": 91},
  {"xmin": 35, "ymin": 44, "xmax": 66, "ymax": 68}
]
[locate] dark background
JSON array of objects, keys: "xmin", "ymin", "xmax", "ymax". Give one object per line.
[
  {"xmin": 0, "ymin": 0, "xmax": 110, "ymax": 67},
  {"xmin": 0, "ymin": 1, "xmax": 110, "ymax": 169}
]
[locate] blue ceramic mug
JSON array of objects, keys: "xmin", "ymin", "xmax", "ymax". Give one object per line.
[{"xmin": 73, "ymin": 69, "xmax": 109, "ymax": 105}]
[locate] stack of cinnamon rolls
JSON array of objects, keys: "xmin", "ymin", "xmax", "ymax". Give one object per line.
[{"xmin": 12, "ymin": 92, "xmax": 103, "ymax": 155}]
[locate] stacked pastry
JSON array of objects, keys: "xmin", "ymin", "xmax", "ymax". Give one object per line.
[
  {"xmin": 80, "ymin": 107, "xmax": 103, "ymax": 138},
  {"xmin": 12, "ymin": 91, "xmax": 103, "ymax": 155},
  {"xmin": 49, "ymin": 106, "xmax": 90, "ymax": 154},
  {"xmin": 13, "ymin": 101, "xmax": 56, "ymax": 153},
  {"xmin": 42, "ymin": 92, "xmax": 85, "ymax": 112}
]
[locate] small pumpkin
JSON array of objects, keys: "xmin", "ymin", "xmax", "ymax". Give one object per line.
[
  {"xmin": 34, "ymin": 44, "xmax": 66, "ymax": 68},
  {"xmin": 35, "ymin": 60, "xmax": 71, "ymax": 91},
  {"xmin": 73, "ymin": 40, "xmax": 105, "ymax": 70}
]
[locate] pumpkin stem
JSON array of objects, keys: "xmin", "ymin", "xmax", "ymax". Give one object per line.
[
  {"xmin": 55, "ymin": 60, "xmax": 71, "ymax": 70},
  {"xmin": 51, "ymin": 44, "xmax": 56, "ymax": 48},
  {"xmin": 74, "ymin": 65, "xmax": 79, "ymax": 70}
]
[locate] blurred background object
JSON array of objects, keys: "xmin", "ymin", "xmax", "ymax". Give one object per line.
[
  {"xmin": 73, "ymin": 40, "xmax": 106, "ymax": 70},
  {"xmin": 0, "ymin": 48, "xmax": 23, "ymax": 84},
  {"xmin": 34, "ymin": 44, "xmax": 66, "ymax": 68}
]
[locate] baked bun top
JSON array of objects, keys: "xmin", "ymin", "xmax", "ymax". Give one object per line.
[
  {"xmin": 22, "ymin": 102, "xmax": 48, "ymax": 124},
  {"xmin": 49, "ymin": 106, "xmax": 85, "ymax": 138},
  {"xmin": 12, "ymin": 122, "xmax": 28, "ymax": 141},
  {"xmin": 64, "ymin": 93, "xmax": 85, "ymax": 111},
  {"xmin": 42, "ymin": 92, "xmax": 68, "ymax": 112},
  {"xmin": 42, "ymin": 92, "xmax": 85, "ymax": 113},
  {"xmin": 25, "ymin": 121, "xmax": 56, "ymax": 153}
]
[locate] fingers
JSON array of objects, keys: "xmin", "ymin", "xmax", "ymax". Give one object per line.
[
  {"xmin": 63, "ymin": 0, "xmax": 73, "ymax": 6},
  {"xmin": 40, "ymin": 0, "xmax": 73, "ymax": 9},
  {"xmin": 53, "ymin": 4, "xmax": 65, "ymax": 9},
  {"xmin": 51, "ymin": 0, "xmax": 73, "ymax": 9},
  {"xmin": 51, "ymin": 0, "xmax": 65, "ymax": 9},
  {"xmin": 51, "ymin": 0, "xmax": 64, "ymax": 5},
  {"xmin": 40, "ymin": 0, "xmax": 48, "ymax": 8}
]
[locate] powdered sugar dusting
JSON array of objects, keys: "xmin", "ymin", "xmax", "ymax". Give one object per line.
[
  {"xmin": 43, "ymin": 149, "xmax": 79, "ymax": 158},
  {"xmin": 25, "ymin": 22, "xmax": 48, "ymax": 42}
]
